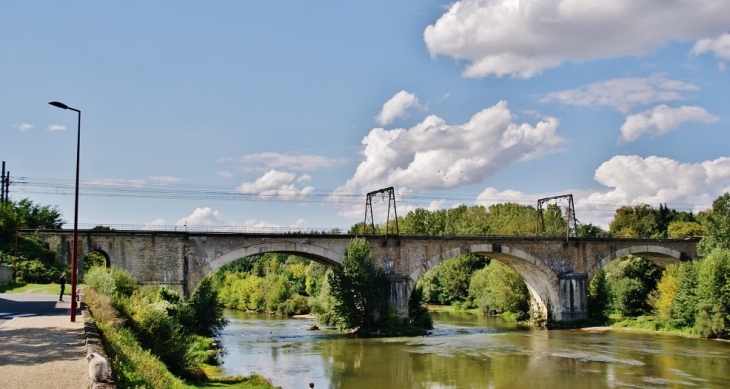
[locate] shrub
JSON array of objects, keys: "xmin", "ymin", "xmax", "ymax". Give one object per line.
[{"xmin": 278, "ymin": 294, "xmax": 309, "ymax": 316}]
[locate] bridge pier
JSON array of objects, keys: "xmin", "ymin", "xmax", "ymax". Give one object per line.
[
  {"xmin": 385, "ymin": 275, "xmax": 410, "ymax": 318},
  {"xmin": 558, "ymin": 273, "xmax": 588, "ymax": 321}
]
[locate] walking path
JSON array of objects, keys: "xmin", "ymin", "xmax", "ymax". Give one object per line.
[{"xmin": 0, "ymin": 294, "xmax": 89, "ymax": 388}]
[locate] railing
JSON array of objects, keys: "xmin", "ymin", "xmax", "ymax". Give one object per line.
[{"xmin": 55, "ymin": 223, "xmax": 349, "ymax": 235}]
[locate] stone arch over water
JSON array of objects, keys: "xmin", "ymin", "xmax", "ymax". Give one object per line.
[
  {"xmin": 586, "ymin": 245, "xmax": 685, "ymax": 281},
  {"xmin": 207, "ymin": 241, "xmax": 344, "ymax": 272},
  {"xmin": 407, "ymin": 243, "xmax": 560, "ymax": 321}
]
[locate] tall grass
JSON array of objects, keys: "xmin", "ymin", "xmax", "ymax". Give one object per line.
[{"xmin": 85, "ymin": 287, "xmax": 189, "ymax": 388}]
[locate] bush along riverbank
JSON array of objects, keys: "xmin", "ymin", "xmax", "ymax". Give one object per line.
[{"xmin": 83, "ymin": 266, "xmax": 279, "ymax": 388}]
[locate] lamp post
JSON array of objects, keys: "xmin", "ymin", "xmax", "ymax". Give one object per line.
[{"xmin": 49, "ymin": 101, "xmax": 81, "ymax": 322}]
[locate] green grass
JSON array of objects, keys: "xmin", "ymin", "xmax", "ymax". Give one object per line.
[{"xmin": 0, "ymin": 282, "xmax": 85, "ymax": 294}]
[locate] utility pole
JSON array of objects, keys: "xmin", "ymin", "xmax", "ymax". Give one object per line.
[
  {"xmin": 535, "ymin": 194, "xmax": 577, "ymax": 241},
  {"xmin": 1, "ymin": 161, "xmax": 6, "ymax": 204},
  {"xmin": 363, "ymin": 186, "xmax": 400, "ymax": 245}
]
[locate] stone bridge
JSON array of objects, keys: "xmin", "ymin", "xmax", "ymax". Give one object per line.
[{"xmin": 31, "ymin": 230, "xmax": 699, "ymax": 322}]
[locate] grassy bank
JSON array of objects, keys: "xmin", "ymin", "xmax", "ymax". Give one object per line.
[{"xmin": 84, "ymin": 287, "xmax": 279, "ymax": 388}]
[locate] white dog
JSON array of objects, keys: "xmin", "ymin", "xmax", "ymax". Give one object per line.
[{"xmin": 86, "ymin": 352, "xmax": 108, "ymax": 383}]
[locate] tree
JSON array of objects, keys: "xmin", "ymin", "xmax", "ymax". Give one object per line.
[
  {"xmin": 698, "ymin": 192, "xmax": 730, "ymax": 256},
  {"xmin": 188, "ymin": 277, "xmax": 228, "ymax": 336},
  {"xmin": 587, "ymin": 269, "xmax": 610, "ymax": 322},
  {"xmin": 609, "ymin": 205, "xmax": 657, "ymax": 238},
  {"xmin": 327, "ymin": 238, "xmax": 387, "ymax": 331},
  {"xmin": 577, "ymin": 223, "xmax": 608, "ymax": 238},
  {"xmin": 695, "ymin": 248, "xmax": 730, "ymax": 338},
  {"xmin": 604, "ymin": 255, "xmax": 662, "ymax": 316},
  {"xmin": 670, "ymin": 261, "xmax": 698, "ymax": 328},
  {"xmin": 668, "ymin": 221, "xmax": 703, "ymax": 238},
  {"xmin": 437, "ymin": 254, "xmax": 488, "ymax": 304},
  {"xmin": 469, "ymin": 261, "xmax": 529, "ymax": 318},
  {"xmin": 11, "ymin": 198, "xmax": 64, "ymax": 230}
]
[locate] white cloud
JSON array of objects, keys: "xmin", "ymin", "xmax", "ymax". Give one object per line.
[
  {"xmin": 224, "ymin": 152, "xmax": 342, "ymax": 172},
  {"xmin": 149, "ymin": 176, "xmax": 183, "ymax": 185},
  {"xmin": 620, "ymin": 105, "xmax": 718, "ymax": 142},
  {"xmin": 86, "ymin": 178, "xmax": 145, "ymax": 188},
  {"xmin": 542, "ymin": 74, "xmax": 699, "ymax": 113},
  {"xmin": 424, "ymin": 0, "xmax": 730, "ymax": 78},
  {"xmin": 176, "ymin": 207, "xmax": 226, "ymax": 226},
  {"xmin": 47, "ymin": 124, "xmax": 66, "ymax": 131},
  {"xmin": 475, "ymin": 187, "xmax": 534, "ymax": 207},
  {"xmin": 375, "ymin": 91, "xmax": 421, "ymax": 126},
  {"xmin": 16, "ymin": 123, "xmax": 34, "ymax": 132},
  {"xmin": 334, "ymin": 101, "xmax": 564, "ymax": 195},
  {"xmin": 235, "ymin": 169, "xmax": 315, "ymax": 200},
  {"xmin": 584, "ymin": 155, "xmax": 730, "ymax": 213},
  {"xmin": 692, "ymin": 33, "xmax": 730, "ymax": 69},
  {"xmin": 143, "ymin": 219, "xmax": 167, "ymax": 230}
]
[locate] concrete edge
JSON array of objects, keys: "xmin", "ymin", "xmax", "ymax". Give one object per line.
[
  {"xmin": 82, "ymin": 303, "xmax": 117, "ymax": 389},
  {"xmin": 0, "ymin": 316, "xmax": 17, "ymax": 329}
]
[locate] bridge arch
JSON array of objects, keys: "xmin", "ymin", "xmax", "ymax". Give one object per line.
[
  {"xmin": 208, "ymin": 241, "xmax": 344, "ymax": 272},
  {"xmin": 408, "ymin": 243, "xmax": 560, "ymax": 321},
  {"xmin": 587, "ymin": 245, "xmax": 685, "ymax": 281}
]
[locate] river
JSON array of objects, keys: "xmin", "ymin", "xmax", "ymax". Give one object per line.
[{"xmin": 217, "ymin": 309, "xmax": 729, "ymax": 389}]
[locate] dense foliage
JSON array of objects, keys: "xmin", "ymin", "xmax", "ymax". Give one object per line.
[
  {"xmin": 587, "ymin": 193, "xmax": 730, "ymax": 338},
  {"xmin": 85, "ymin": 266, "xmax": 228, "ymax": 379},
  {"xmin": 0, "ymin": 199, "xmax": 67, "ymax": 283}
]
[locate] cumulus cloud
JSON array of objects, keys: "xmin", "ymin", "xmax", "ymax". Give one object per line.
[
  {"xmin": 692, "ymin": 33, "xmax": 730, "ymax": 70},
  {"xmin": 620, "ymin": 105, "xmax": 718, "ymax": 142},
  {"xmin": 375, "ymin": 91, "xmax": 422, "ymax": 126},
  {"xmin": 222, "ymin": 152, "xmax": 342, "ymax": 173},
  {"xmin": 542, "ymin": 74, "xmax": 699, "ymax": 113},
  {"xmin": 16, "ymin": 123, "xmax": 33, "ymax": 132},
  {"xmin": 143, "ymin": 219, "xmax": 167, "ymax": 230},
  {"xmin": 334, "ymin": 101, "xmax": 564, "ymax": 196},
  {"xmin": 424, "ymin": 0, "xmax": 730, "ymax": 78},
  {"xmin": 583, "ymin": 155, "xmax": 730, "ymax": 213},
  {"xmin": 176, "ymin": 207, "xmax": 226, "ymax": 226},
  {"xmin": 47, "ymin": 124, "xmax": 66, "ymax": 131},
  {"xmin": 235, "ymin": 169, "xmax": 315, "ymax": 200},
  {"xmin": 475, "ymin": 187, "xmax": 534, "ymax": 207}
]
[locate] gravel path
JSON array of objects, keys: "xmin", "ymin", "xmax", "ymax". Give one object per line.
[{"xmin": 0, "ymin": 300, "xmax": 89, "ymax": 388}]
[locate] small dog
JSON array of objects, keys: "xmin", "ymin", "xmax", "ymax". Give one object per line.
[{"xmin": 86, "ymin": 352, "xmax": 108, "ymax": 383}]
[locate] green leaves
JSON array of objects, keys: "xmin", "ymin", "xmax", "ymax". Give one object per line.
[{"xmin": 327, "ymin": 238, "xmax": 387, "ymax": 331}]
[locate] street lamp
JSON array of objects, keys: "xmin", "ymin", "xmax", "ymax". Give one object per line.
[{"xmin": 49, "ymin": 101, "xmax": 81, "ymax": 322}]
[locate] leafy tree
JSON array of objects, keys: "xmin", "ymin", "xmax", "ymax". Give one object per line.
[
  {"xmin": 327, "ymin": 238, "xmax": 387, "ymax": 331},
  {"xmin": 670, "ymin": 261, "xmax": 698, "ymax": 328},
  {"xmin": 188, "ymin": 277, "xmax": 228, "ymax": 336},
  {"xmin": 668, "ymin": 221, "xmax": 703, "ymax": 238},
  {"xmin": 609, "ymin": 204, "xmax": 657, "ymax": 238},
  {"xmin": 486, "ymin": 203, "xmax": 535, "ymax": 236},
  {"xmin": 437, "ymin": 254, "xmax": 488, "ymax": 304},
  {"xmin": 577, "ymin": 223, "xmax": 608, "ymax": 238},
  {"xmin": 416, "ymin": 266, "xmax": 442, "ymax": 304},
  {"xmin": 698, "ymin": 192, "xmax": 730, "ymax": 256},
  {"xmin": 11, "ymin": 198, "xmax": 65, "ymax": 230},
  {"xmin": 469, "ymin": 261, "xmax": 529, "ymax": 318},
  {"xmin": 650, "ymin": 264, "xmax": 678, "ymax": 321},
  {"xmin": 604, "ymin": 255, "xmax": 662, "ymax": 316},
  {"xmin": 587, "ymin": 268, "xmax": 610, "ymax": 322},
  {"xmin": 695, "ymin": 248, "xmax": 730, "ymax": 338},
  {"xmin": 407, "ymin": 285, "xmax": 433, "ymax": 331}
]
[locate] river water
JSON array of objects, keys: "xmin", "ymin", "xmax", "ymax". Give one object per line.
[{"xmin": 218, "ymin": 309, "xmax": 729, "ymax": 389}]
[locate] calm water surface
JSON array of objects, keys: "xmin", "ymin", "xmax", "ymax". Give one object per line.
[{"xmin": 218, "ymin": 309, "xmax": 729, "ymax": 389}]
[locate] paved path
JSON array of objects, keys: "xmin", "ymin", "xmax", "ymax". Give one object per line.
[{"xmin": 0, "ymin": 294, "xmax": 89, "ymax": 389}]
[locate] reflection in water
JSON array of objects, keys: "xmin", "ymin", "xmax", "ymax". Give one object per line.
[{"xmin": 218, "ymin": 309, "xmax": 730, "ymax": 389}]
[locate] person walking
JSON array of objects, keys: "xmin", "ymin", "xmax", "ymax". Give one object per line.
[{"xmin": 58, "ymin": 272, "xmax": 66, "ymax": 302}]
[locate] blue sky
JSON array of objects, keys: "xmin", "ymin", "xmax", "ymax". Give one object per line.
[{"xmin": 2, "ymin": 1, "xmax": 729, "ymax": 231}]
